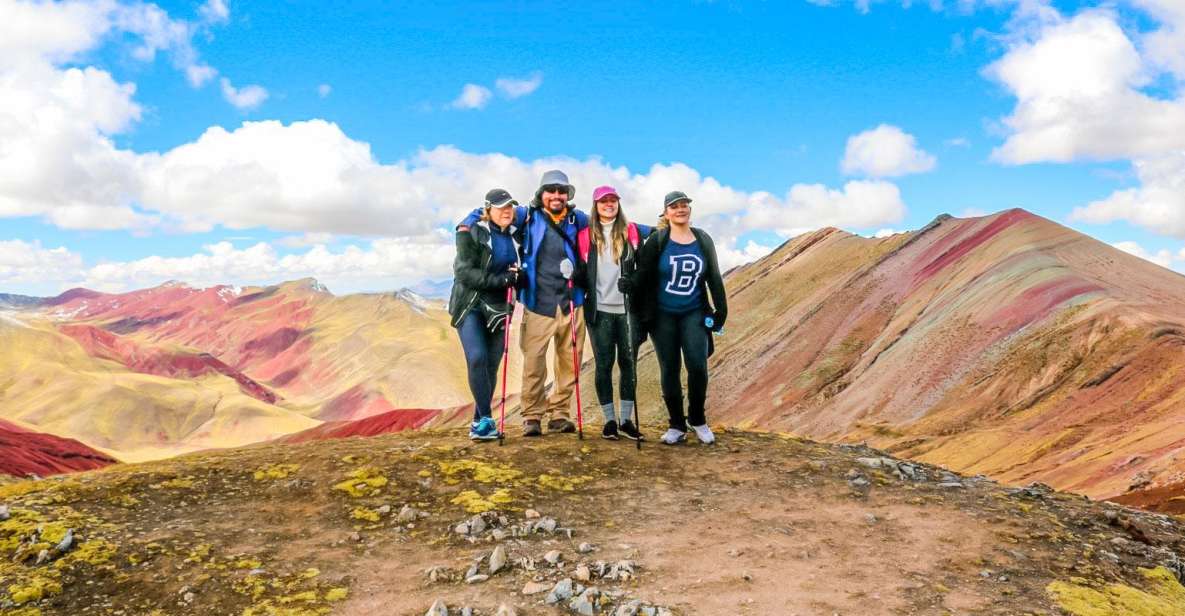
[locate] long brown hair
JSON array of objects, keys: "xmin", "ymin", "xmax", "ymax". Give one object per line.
[{"xmin": 590, "ymin": 205, "xmax": 630, "ymax": 264}]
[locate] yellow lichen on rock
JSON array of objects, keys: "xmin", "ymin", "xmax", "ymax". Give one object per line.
[
  {"xmin": 254, "ymin": 464, "xmax": 301, "ymax": 481},
  {"xmin": 6, "ymin": 571, "xmax": 63, "ymax": 605},
  {"xmin": 450, "ymin": 488, "xmax": 514, "ymax": 513},
  {"xmin": 150, "ymin": 476, "xmax": 196, "ymax": 490},
  {"xmin": 350, "ymin": 507, "xmax": 380, "ymax": 522},
  {"xmin": 332, "ymin": 467, "xmax": 388, "ymax": 498},
  {"xmin": 1047, "ymin": 566, "xmax": 1185, "ymax": 615},
  {"xmin": 536, "ymin": 473, "xmax": 592, "ymax": 491},
  {"xmin": 235, "ymin": 557, "xmax": 264, "ymax": 570},
  {"xmin": 325, "ymin": 588, "xmax": 348, "ymax": 601},
  {"xmin": 55, "ymin": 538, "xmax": 117, "ymax": 569},
  {"xmin": 437, "ymin": 459, "xmax": 522, "ymax": 484}
]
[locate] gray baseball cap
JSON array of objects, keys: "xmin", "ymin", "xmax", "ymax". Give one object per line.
[
  {"xmin": 537, "ymin": 169, "xmax": 575, "ymax": 200},
  {"xmin": 663, "ymin": 190, "xmax": 693, "ymax": 208},
  {"xmin": 484, "ymin": 188, "xmax": 517, "ymax": 208}
]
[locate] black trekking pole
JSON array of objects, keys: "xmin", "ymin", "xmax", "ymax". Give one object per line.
[{"xmin": 622, "ymin": 254, "xmax": 642, "ymax": 451}]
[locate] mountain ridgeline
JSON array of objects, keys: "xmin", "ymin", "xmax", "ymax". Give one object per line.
[{"xmin": 3, "ymin": 209, "xmax": 1185, "ymax": 511}]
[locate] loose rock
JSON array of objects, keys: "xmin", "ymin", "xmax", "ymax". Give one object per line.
[
  {"xmin": 522, "ymin": 580, "xmax": 551, "ymax": 595},
  {"xmin": 545, "ymin": 578, "xmax": 575, "ymax": 604},
  {"xmin": 544, "ymin": 549, "xmax": 563, "ymax": 565},
  {"xmin": 489, "ymin": 544, "xmax": 508, "ymax": 575},
  {"xmin": 578, "ymin": 542, "xmax": 595, "ymax": 553},
  {"xmin": 425, "ymin": 599, "xmax": 449, "ymax": 616}
]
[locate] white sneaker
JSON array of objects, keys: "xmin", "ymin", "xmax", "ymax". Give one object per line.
[
  {"xmin": 691, "ymin": 424, "xmax": 715, "ymax": 444},
  {"xmin": 660, "ymin": 429, "xmax": 687, "ymax": 445}
]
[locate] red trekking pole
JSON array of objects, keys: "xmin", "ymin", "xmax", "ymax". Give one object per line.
[
  {"xmin": 560, "ymin": 259, "xmax": 584, "ymax": 440},
  {"xmin": 497, "ymin": 285, "xmax": 515, "ymax": 446}
]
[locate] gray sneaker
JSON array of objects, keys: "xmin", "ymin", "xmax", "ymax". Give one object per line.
[
  {"xmin": 523, "ymin": 420, "xmax": 542, "ymax": 437},
  {"xmin": 547, "ymin": 418, "xmax": 577, "ymax": 434}
]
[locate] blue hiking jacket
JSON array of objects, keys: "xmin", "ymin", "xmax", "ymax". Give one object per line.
[{"xmin": 459, "ymin": 205, "xmax": 589, "ymax": 312}]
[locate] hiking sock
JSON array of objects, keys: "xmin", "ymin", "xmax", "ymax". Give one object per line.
[
  {"xmin": 600, "ymin": 403, "xmax": 617, "ymax": 424},
  {"xmin": 620, "ymin": 400, "xmax": 636, "ymax": 425}
]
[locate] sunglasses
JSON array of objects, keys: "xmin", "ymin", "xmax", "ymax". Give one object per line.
[{"xmin": 542, "ymin": 184, "xmax": 568, "ymax": 194}]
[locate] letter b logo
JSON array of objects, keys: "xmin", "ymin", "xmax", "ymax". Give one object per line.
[{"xmin": 665, "ymin": 254, "xmax": 703, "ymax": 296}]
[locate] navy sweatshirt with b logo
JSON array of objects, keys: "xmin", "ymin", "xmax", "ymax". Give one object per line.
[{"xmin": 656, "ymin": 239, "xmax": 705, "ymax": 314}]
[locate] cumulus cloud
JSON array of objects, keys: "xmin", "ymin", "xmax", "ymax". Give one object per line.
[
  {"xmin": 986, "ymin": 8, "xmax": 1185, "ymax": 164},
  {"xmin": 0, "ymin": 0, "xmax": 245, "ymax": 100},
  {"xmin": 1111, "ymin": 241, "xmax": 1175, "ymax": 269},
  {"xmin": 495, "ymin": 72, "xmax": 543, "ymax": 98},
  {"xmin": 841, "ymin": 124, "xmax": 936, "ymax": 178},
  {"xmin": 220, "ymin": 77, "xmax": 268, "ymax": 110},
  {"xmin": 0, "ymin": 239, "xmax": 84, "ymax": 286},
  {"xmin": 450, "ymin": 83, "xmax": 492, "ymax": 110},
  {"xmin": 1071, "ymin": 152, "xmax": 1185, "ymax": 237},
  {"xmin": 983, "ymin": 2, "xmax": 1185, "ymax": 245},
  {"xmin": 80, "ymin": 233, "xmax": 456, "ymax": 294},
  {"xmin": 198, "ymin": 0, "xmax": 229, "ymax": 25},
  {"xmin": 0, "ymin": 0, "xmax": 910, "ymax": 291}
]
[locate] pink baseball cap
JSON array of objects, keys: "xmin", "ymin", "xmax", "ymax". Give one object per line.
[{"xmin": 592, "ymin": 185, "xmax": 620, "ymax": 202}]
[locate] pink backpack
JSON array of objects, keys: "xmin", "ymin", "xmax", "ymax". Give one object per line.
[{"xmin": 578, "ymin": 223, "xmax": 641, "ymax": 263}]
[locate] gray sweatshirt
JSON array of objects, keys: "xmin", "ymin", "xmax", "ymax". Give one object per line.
[{"xmin": 596, "ymin": 225, "xmax": 626, "ymax": 314}]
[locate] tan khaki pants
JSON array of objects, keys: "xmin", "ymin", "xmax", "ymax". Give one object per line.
[{"xmin": 519, "ymin": 305, "xmax": 586, "ymax": 421}]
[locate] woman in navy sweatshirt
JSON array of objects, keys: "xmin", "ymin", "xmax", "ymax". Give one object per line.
[{"xmin": 620, "ymin": 190, "xmax": 727, "ymax": 445}]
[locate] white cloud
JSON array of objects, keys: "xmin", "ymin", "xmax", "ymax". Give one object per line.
[
  {"xmin": 0, "ymin": 0, "xmax": 245, "ymax": 103},
  {"xmin": 0, "ymin": 1, "xmax": 910, "ymax": 285},
  {"xmin": 495, "ymin": 72, "xmax": 543, "ymax": 99},
  {"xmin": 873, "ymin": 228, "xmax": 899, "ymax": 237},
  {"xmin": 1111, "ymin": 240, "xmax": 1174, "ymax": 269},
  {"xmin": 81, "ymin": 234, "xmax": 456, "ymax": 294},
  {"xmin": 198, "ymin": 0, "xmax": 229, "ymax": 24},
  {"xmin": 0, "ymin": 239, "xmax": 84, "ymax": 286},
  {"xmin": 220, "ymin": 77, "xmax": 268, "ymax": 110},
  {"xmin": 277, "ymin": 232, "xmax": 335, "ymax": 248},
  {"xmin": 1136, "ymin": 0, "xmax": 1185, "ymax": 79},
  {"xmin": 945, "ymin": 137, "xmax": 970, "ymax": 148},
  {"xmin": 1071, "ymin": 152, "xmax": 1185, "ymax": 237},
  {"xmin": 841, "ymin": 124, "xmax": 936, "ymax": 178},
  {"xmin": 317, "ymin": 83, "xmax": 331, "ymax": 98},
  {"xmin": 450, "ymin": 83, "xmax": 493, "ymax": 110},
  {"xmin": 986, "ymin": 8, "xmax": 1185, "ymax": 164}
]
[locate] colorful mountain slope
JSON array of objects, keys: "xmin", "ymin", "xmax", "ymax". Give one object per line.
[
  {"xmin": 0, "ymin": 313, "xmax": 320, "ymax": 463},
  {"xmin": 690, "ymin": 208, "xmax": 1185, "ymax": 502},
  {"xmin": 0, "ymin": 418, "xmax": 117, "ymax": 477},
  {"xmin": 1, "ymin": 278, "xmax": 522, "ymax": 465}
]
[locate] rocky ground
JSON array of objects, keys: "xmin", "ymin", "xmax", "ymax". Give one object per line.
[{"xmin": 3, "ymin": 428, "xmax": 1185, "ymax": 615}]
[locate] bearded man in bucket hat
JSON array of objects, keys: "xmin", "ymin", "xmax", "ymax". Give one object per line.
[{"xmin": 458, "ymin": 170, "xmax": 590, "ymax": 436}]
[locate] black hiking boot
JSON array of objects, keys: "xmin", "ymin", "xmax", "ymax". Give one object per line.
[
  {"xmin": 619, "ymin": 420, "xmax": 644, "ymax": 441},
  {"xmin": 601, "ymin": 421, "xmax": 619, "ymax": 440}
]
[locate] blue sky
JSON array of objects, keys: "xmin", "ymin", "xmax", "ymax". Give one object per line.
[{"xmin": 2, "ymin": 0, "xmax": 1183, "ymax": 296}]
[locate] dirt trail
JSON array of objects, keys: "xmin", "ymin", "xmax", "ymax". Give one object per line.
[{"xmin": 3, "ymin": 429, "xmax": 1185, "ymax": 615}]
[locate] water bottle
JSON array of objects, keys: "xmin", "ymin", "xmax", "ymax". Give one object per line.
[{"xmin": 704, "ymin": 316, "xmax": 723, "ymax": 336}]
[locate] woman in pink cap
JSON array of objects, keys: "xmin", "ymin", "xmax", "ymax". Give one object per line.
[{"xmin": 577, "ymin": 186, "xmax": 653, "ymax": 440}]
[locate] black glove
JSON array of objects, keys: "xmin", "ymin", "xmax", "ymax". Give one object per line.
[
  {"xmin": 494, "ymin": 270, "xmax": 518, "ymax": 289},
  {"xmin": 617, "ymin": 276, "xmax": 634, "ymax": 295}
]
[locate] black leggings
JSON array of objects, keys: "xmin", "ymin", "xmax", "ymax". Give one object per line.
[
  {"xmin": 650, "ymin": 309, "xmax": 709, "ymax": 430},
  {"xmin": 586, "ymin": 311, "xmax": 638, "ymax": 407}
]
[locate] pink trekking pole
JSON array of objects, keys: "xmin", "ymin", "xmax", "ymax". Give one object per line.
[
  {"xmin": 498, "ymin": 286, "xmax": 514, "ymax": 446},
  {"xmin": 560, "ymin": 259, "xmax": 584, "ymax": 440}
]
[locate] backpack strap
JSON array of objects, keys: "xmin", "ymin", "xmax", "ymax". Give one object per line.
[{"xmin": 577, "ymin": 227, "xmax": 591, "ymax": 263}]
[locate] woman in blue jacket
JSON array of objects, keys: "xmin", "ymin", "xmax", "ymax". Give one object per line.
[{"xmin": 447, "ymin": 189, "xmax": 522, "ymax": 441}]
